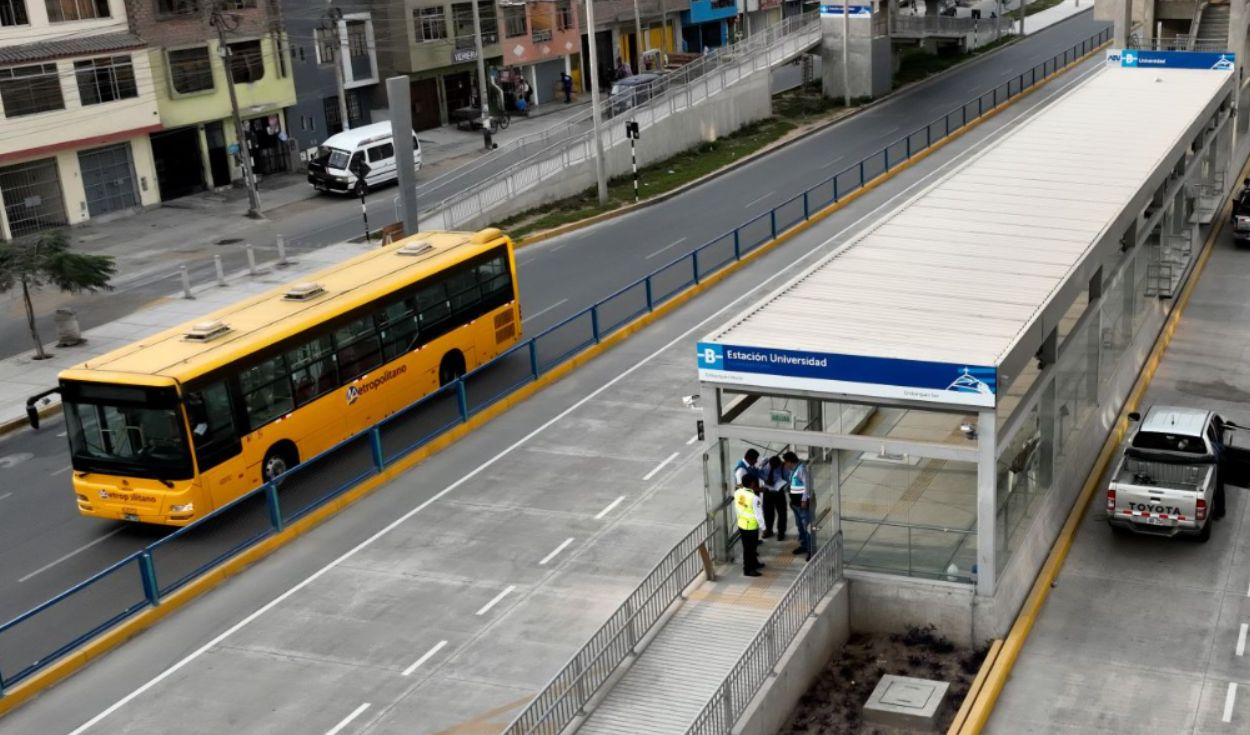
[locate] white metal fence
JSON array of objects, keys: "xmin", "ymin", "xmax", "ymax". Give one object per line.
[
  {"xmin": 422, "ymin": 13, "xmax": 822, "ymax": 230},
  {"xmin": 685, "ymin": 532, "xmax": 845, "ymax": 735}
]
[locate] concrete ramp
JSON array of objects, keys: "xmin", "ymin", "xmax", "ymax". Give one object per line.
[{"xmin": 578, "ymin": 548, "xmax": 804, "ymax": 735}]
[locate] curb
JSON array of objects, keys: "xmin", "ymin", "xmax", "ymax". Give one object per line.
[
  {"xmin": 0, "ymin": 35, "xmax": 1098, "ymax": 719},
  {"xmin": 953, "ymin": 118, "xmax": 1250, "ymax": 735},
  {"xmin": 514, "ymin": 9, "xmax": 1095, "ymax": 248}
]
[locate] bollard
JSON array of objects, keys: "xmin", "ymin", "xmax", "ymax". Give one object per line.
[
  {"xmin": 180, "ymin": 265, "xmax": 193, "ymax": 299},
  {"xmin": 246, "ymin": 244, "xmax": 258, "ymax": 276},
  {"xmin": 214, "ymin": 254, "xmax": 226, "ymax": 287},
  {"xmin": 276, "ymin": 234, "xmax": 288, "ymax": 266}
]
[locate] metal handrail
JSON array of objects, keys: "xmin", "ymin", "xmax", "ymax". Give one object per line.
[
  {"xmin": 419, "ymin": 13, "xmax": 817, "ymax": 200},
  {"xmin": 501, "ymin": 517, "xmax": 715, "ymax": 735},
  {"xmin": 685, "ymin": 532, "xmax": 844, "ymax": 735},
  {"xmin": 429, "ymin": 13, "xmax": 821, "ymax": 218}
]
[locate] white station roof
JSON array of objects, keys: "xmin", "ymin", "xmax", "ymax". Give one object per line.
[{"xmin": 699, "ymin": 63, "xmax": 1232, "ymax": 407}]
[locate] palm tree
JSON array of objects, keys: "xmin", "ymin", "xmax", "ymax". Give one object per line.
[{"xmin": 0, "ymin": 230, "xmax": 115, "ymax": 360}]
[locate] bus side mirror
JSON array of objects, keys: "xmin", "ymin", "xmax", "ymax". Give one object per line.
[{"xmin": 26, "ymin": 403, "xmax": 39, "ymax": 430}]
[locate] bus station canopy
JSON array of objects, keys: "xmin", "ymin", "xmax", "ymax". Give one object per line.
[{"xmin": 697, "ymin": 63, "xmax": 1233, "ymax": 408}]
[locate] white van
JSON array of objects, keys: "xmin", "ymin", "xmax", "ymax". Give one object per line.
[{"xmin": 307, "ymin": 122, "xmax": 421, "ymax": 195}]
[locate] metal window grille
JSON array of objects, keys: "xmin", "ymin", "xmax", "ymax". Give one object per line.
[
  {"xmin": 168, "ymin": 46, "xmax": 213, "ymax": 93},
  {"xmin": 503, "ymin": 5, "xmax": 526, "ymax": 37},
  {"xmin": 156, "ymin": 0, "xmax": 199, "ymax": 17},
  {"xmin": 556, "ymin": 0, "xmax": 572, "ymax": 30},
  {"xmin": 74, "ymin": 55, "xmax": 138, "ymax": 106},
  {"xmin": 0, "ymin": 0, "xmax": 28, "ymax": 26},
  {"xmin": 414, "ymin": 7, "xmax": 446, "ymax": 42},
  {"xmin": 228, "ymin": 40, "xmax": 264, "ymax": 84},
  {"xmin": 315, "ymin": 27, "xmax": 336, "ymax": 63},
  {"xmin": 0, "ymin": 158, "xmax": 67, "ymax": 238},
  {"xmin": 45, "ymin": 0, "xmax": 108, "ymax": 22},
  {"xmin": 0, "ymin": 63, "xmax": 64, "ymax": 117},
  {"xmin": 78, "ymin": 143, "xmax": 139, "ymax": 217}
]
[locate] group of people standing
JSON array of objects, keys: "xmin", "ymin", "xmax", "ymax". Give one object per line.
[{"xmin": 732, "ymin": 448, "xmax": 813, "ymax": 577}]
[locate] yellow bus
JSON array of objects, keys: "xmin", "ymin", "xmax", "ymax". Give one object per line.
[{"xmin": 56, "ymin": 228, "xmax": 521, "ymax": 526}]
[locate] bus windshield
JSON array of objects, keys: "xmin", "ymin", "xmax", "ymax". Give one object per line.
[{"xmin": 62, "ymin": 383, "xmax": 193, "ymax": 480}]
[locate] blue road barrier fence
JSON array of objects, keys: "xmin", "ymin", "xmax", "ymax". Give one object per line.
[{"xmin": 0, "ymin": 26, "xmax": 1111, "ymax": 696}]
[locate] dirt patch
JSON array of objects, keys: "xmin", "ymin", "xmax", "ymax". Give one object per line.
[{"xmin": 780, "ymin": 626, "xmax": 989, "ymax": 734}]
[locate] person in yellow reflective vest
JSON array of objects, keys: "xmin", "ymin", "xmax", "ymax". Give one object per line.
[{"xmin": 735, "ymin": 474, "xmax": 767, "ymax": 577}]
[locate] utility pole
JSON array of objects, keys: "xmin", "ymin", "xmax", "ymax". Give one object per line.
[
  {"xmin": 469, "ymin": 0, "xmax": 492, "ymax": 136},
  {"xmin": 841, "ymin": 3, "xmax": 850, "ymax": 108},
  {"xmin": 387, "ymin": 75, "xmax": 420, "ymax": 235},
  {"xmin": 210, "ymin": 2, "xmax": 263, "ymax": 219},
  {"xmin": 633, "ymin": 0, "xmax": 645, "ymax": 71},
  {"xmin": 1018, "ymin": 0, "xmax": 1024, "ymax": 37},
  {"xmin": 586, "ymin": 0, "xmax": 609, "ymax": 203},
  {"xmin": 322, "ymin": 5, "xmax": 350, "ymax": 132}
]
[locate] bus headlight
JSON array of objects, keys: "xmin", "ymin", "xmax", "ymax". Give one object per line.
[{"xmin": 170, "ymin": 503, "xmax": 194, "ymax": 513}]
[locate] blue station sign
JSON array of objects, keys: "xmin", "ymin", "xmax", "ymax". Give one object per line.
[
  {"xmin": 1106, "ymin": 49, "xmax": 1235, "ymax": 71},
  {"xmin": 696, "ymin": 342, "xmax": 998, "ymax": 408}
]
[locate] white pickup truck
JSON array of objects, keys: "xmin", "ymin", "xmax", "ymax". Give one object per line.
[{"xmin": 1106, "ymin": 406, "xmax": 1250, "ymax": 542}]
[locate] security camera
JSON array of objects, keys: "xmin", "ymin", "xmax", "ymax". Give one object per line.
[{"xmin": 682, "ymin": 394, "xmax": 701, "ymax": 409}]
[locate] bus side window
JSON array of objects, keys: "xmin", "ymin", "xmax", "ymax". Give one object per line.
[
  {"xmin": 446, "ymin": 264, "xmax": 481, "ymax": 318},
  {"xmin": 334, "ymin": 316, "xmax": 384, "ymax": 381},
  {"xmin": 239, "ymin": 354, "xmax": 295, "ymax": 430},
  {"xmin": 185, "ymin": 381, "xmax": 242, "ymax": 471},
  {"xmin": 478, "ymin": 253, "xmax": 511, "ymax": 305},
  {"xmin": 417, "ymin": 281, "xmax": 451, "ymax": 338},
  {"xmin": 378, "ymin": 298, "xmax": 418, "ymax": 360},
  {"xmin": 287, "ymin": 334, "xmax": 338, "ymax": 406}
]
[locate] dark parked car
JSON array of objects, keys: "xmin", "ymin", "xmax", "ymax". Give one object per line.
[{"xmin": 608, "ymin": 73, "xmax": 662, "ymax": 117}]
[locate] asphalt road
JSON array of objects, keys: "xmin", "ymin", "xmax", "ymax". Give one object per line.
[
  {"xmin": 986, "ymin": 160, "xmax": 1250, "ymax": 733},
  {"xmin": 0, "ymin": 9, "xmax": 1106, "ymax": 693}
]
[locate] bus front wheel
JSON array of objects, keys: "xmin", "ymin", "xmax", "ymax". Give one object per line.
[
  {"xmin": 262, "ymin": 443, "xmax": 299, "ymax": 483},
  {"xmin": 439, "ymin": 351, "xmax": 466, "ymax": 387}
]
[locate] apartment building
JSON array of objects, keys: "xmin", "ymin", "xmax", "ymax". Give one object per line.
[
  {"xmin": 123, "ymin": 0, "xmax": 295, "ymax": 201},
  {"xmin": 0, "ymin": 0, "xmax": 162, "ymax": 239}
]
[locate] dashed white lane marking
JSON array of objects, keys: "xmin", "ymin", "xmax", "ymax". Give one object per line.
[
  {"xmin": 401, "ymin": 640, "xmax": 448, "ymax": 677},
  {"xmin": 325, "ymin": 702, "xmax": 370, "ymax": 735},
  {"xmin": 539, "ymin": 538, "xmax": 574, "ymax": 566},
  {"xmin": 19, "ymin": 528, "xmax": 125, "ymax": 583},
  {"xmin": 594, "ymin": 495, "xmax": 625, "ymax": 520},
  {"xmin": 1224, "ymin": 683, "xmax": 1237, "ymax": 723},
  {"xmin": 643, "ymin": 452, "xmax": 680, "ymax": 481},
  {"xmin": 475, "ymin": 585, "xmax": 516, "ymax": 616}
]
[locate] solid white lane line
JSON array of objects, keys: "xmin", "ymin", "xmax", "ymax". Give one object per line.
[
  {"xmin": 643, "ymin": 451, "xmax": 680, "ymax": 482},
  {"xmin": 51, "ymin": 465, "xmax": 73, "ymax": 476},
  {"xmin": 71, "ymin": 75, "xmax": 1076, "ymax": 734},
  {"xmin": 539, "ymin": 538, "xmax": 575, "ymax": 566},
  {"xmin": 475, "ymin": 585, "xmax": 516, "ymax": 616},
  {"xmin": 645, "ymin": 237, "xmax": 688, "ymax": 260},
  {"xmin": 1238, "ymin": 624, "xmax": 1248, "ymax": 657},
  {"xmin": 0, "ymin": 492, "xmax": 11, "ymax": 501},
  {"xmin": 1224, "ymin": 683, "xmax": 1237, "ymax": 723},
  {"xmin": 19, "ymin": 528, "xmax": 125, "ymax": 583},
  {"xmin": 401, "ymin": 640, "xmax": 448, "ymax": 676},
  {"xmin": 522, "ymin": 298, "xmax": 569, "ymax": 324},
  {"xmin": 820, "ymin": 156, "xmax": 846, "ymax": 169},
  {"xmin": 326, "ymin": 703, "xmax": 370, "ymax": 735},
  {"xmin": 744, "ymin": 191, "xmax": 775, "ymax": 209},
  {"xmin": 594, "ymin": 495, "xmax": 625, "ymax": 520},
  {"xmin": 686, "ymin": 434, "xmax": 699, "ymax": 445}
]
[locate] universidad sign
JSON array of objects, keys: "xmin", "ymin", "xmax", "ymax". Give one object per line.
[
  {"xmin": 1105, "ymin": 49, "xmax": 1235, "ymax": 71},
  {"xmin": 819, "ymin": 4, "xmax": 872, "ymax": 17},
  {"xmin": 696, "ymin": 342, "xmax": 997, "ymax": 408}
]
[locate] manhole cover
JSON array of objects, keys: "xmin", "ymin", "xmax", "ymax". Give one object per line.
[{"xmin": 215, "ymin": 238, "xmax": 245, "ymax": 245}]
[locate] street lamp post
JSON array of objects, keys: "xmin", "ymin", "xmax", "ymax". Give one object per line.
[
  {"xmin": 586, "ymin": 0, "xmax": 609, "ymax": 203},
  {"xmin": 470, "ymin": 0, "xmax": 493, "ymax": 137}
]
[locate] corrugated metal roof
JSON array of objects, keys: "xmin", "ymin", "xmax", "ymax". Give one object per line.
[
  {"xmin": 0, "ymin": 31, "xmax": 145, "ymax": 65},
  {"xmin": 704, "ymin": 66, "xmax": 1230, "ymax": 372}
]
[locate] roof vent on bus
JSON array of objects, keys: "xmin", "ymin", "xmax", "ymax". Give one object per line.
[
  {"xmin": 184, "ymin": 320, "xmax": 231, "ymax": 342},
  {"xmin": 397, "ymin": 240, "xmax": 434, "ymax": 257},
  {"xmin": 283, "ymin": 282, "xmax": 327, "ymax": 301}
]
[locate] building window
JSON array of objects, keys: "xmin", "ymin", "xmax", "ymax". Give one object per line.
[
  {"xmin": 346, "ymin": 89, "xmax": 362, "ymax": 125},
  {"xmin": 45, "ymin": 0, "xmax": 108, "ymax": 22},
  {"xmin": 0, "ymin": 0, "xmax": 28, "ymax": 26},
  {"xmin": 324, "ymin": 95, "xmax": 342, "ymax": 135},
  {"xmin": 452, "ymin": 1, "xmax": 496, "ymax": 50},
  {"xmin": 502, "ymin": 5, "xmax": 525, "ymax": 37},
  {"xmin": 75, "ymin": 55, "xmax": 137, "ymax": 105},
  {"xmin": 168, "ymin": 46, "xmax": 213, "ymax": 94},
  {"xmin": 556, "ymin": 0, "xmax": 572, "ymax": 30},
  {"xmin": 315, "ymin": 27, "xmax": 336, "ymax": 64},
  {"xmin": 414, "ymin": 6, "xmax": 445, "ymax": 42},
  {"xmin": 346, "ymin": 20, "xmax": 367, "ymax": 56},
  {"xmin": 156, "ymin": 0, "xmax": 199, "ymax": 16},
  {"xmin": 0, "ymin": 63, "xmax": 64, "ymax": 118},
  {"xmin": 0, "ymin": 158, "xmax": 67, "ymax": 238},
  {"xmin": 228, "ymin": 40, "xmax": 264, "ymax": 84}
]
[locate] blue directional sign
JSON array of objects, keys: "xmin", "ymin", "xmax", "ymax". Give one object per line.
[
  {"xmin": 820, "ymin": 4, "xmax": 872, "ymax": 17},
  {"xmin": 1107, "ymin": 49, "xmax": 1235, "ymax": 71}
]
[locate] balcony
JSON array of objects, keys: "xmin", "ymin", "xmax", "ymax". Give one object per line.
[{"xmin": 531, "ymin": 28, "xmax": 553, "ymax": 42}]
